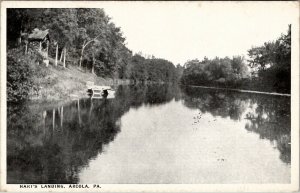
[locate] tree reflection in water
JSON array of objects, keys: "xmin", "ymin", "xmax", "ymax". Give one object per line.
[
  {"xmin": 7, "ymin": 84, "xmax": 290, "ymax": 184},
  {"xmin": 181, "ymin": 86, "xmax": 291, "ymax": 165},
  {"xmin": 7, "ymin": 99, "xmax": 121, "ymax": 184},
  {"xmin": 7, "ymin": 84, "xmax": 178, "ymax": 184}
]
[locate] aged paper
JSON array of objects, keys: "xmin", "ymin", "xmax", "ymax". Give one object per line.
[{"xmin": 1, "ymin": 1, "xmax": 299, "ymax": 192}]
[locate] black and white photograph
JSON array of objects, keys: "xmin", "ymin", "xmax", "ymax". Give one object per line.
[{"xmin": 0, "ymin": 1, "xmax": 299, "ymax": 192}]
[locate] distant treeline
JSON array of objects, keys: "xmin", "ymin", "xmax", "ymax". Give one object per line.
[
  {"xmin": 181, "ymin": 56, "xmax": 249, "ymax": 87},
  {"xmin": 7, "ymin": 8, "xmax": 180, "ymax": 102},
  {"xmin": 126, "ymin": 54, "xmax": 181, "ymax": 83},
  {"xmin": 7, "ymin": 8, "xmax": 291, "ymax": 104},
  {"xmin": 181, "ymin": 25, "xmax": 291, "ymax": 93}
]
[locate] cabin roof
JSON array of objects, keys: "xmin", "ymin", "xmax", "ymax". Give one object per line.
[{"xmin": 28, "ymin": 28, "xmax": 49, "ymax": 41}]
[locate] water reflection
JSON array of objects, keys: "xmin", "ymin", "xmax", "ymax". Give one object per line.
[
  {"xmin": 7, "ymin": 99, "xmax": 121, "ymax": 183},
  {"xmin": 181, "ymin": 86, "xmax": 291, "ymax": 164},
  {"xmin": 7, "ymin": 84, "xmax": 291, "ymax": 184},
  {"xmin": 7, "ymin": 84, "xmax": 177, "ymax": 183}
]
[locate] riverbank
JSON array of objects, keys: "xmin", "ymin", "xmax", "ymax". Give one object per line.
[
  {"xmin": 185, "ymin": 85, "xmax": 291, "ymax": 97},
  {"xmin": 26, "ymin": 60, "xmax": 291, "ymax": 104},
  {"xmin": 29, "ymin": 64, "xmax": 130, "ymax": 102}
]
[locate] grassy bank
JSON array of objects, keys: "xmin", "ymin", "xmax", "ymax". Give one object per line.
[{"xmin": 29, "ymin": 64, "xmax": 130, "ymax": 102}]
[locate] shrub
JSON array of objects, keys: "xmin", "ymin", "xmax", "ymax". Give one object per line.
[{"xmin": 7, "ymin": 48, "xmax": 36, "ymax": 103}]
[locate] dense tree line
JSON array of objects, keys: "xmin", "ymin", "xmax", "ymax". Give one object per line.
[
  {"xmin": 247, "ymin": 25, "xmax": 291, "ymax": 93},
  {"xmin": 126, "ymin": 54, "xmax": 179, "ymax": 83},
  {"xmin": 7, "ymin": 8, "xmax": 291, "ymax": 104},
  {"xmin": 7, "ymin": 8, "xmax": 128, "ymax": 77},
  {"xmin": 181, "ymin": 26, "xmax": 291, "ymax": 93},
  {"xmin": 7, "ymin": 8, "xmax": 179, "ymax": 102},
  {"xmin": 181, "ymin": 56, "xmax": 249, "ymax": 87}
]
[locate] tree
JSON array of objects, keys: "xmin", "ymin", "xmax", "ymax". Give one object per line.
[
  {"xmin": 181, "ymin": 56, "xmax": 250, "ymax": 87},
  {"xmin": 247, "ymin": 25, "xmax": 291, "ymax": 92},
  {"xmin": 78, "ymin": 33, "xmax": 101, "ymax": 68},
  {"xmin": 231, "ymin": 56, "xmax": 248, "ymax": 79},
  {"xmin": 7, "ymin": 8, "xmax": 180, "ymax": 83}
]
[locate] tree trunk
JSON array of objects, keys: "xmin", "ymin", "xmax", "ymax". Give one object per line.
[
  {"xmin": 39, "ymin": 42, "xmax": 42, "ymax": 52},
  {"xmin": 18, "ymin": 30, "xmax": 22, "ymax": 45},
  {"xmin": 25, "ymin": 42, "xmax": 28, "ymax": 54},
  {"xmin": 19, "ymin": 29, "xmax": 22, "ymax": 43},
  {"xmin": 92, "ymin": 55, "xmax": 95, "ymax": 74},
  {"xmin": 63, "ymin": 48, "xmax": 66, "ymax": 68},
  {"xmin": 60, "ymin": 49, "xmax": 63, "ymax": 62},
  {"xmin": 55, "ymin": 44, "xmax": 58, "ymax": 66},
  {"xmin": 43, "ymin": 110, "xmax": 47, "ymax": 135},
  {"xmin": 92, "ymin": 65, "xmax": 95, "ymax": 74},
  {"xmin": 79, "ymin": 37, "xmax": 99, "ymax": 68},
  {"xmin": 46, "ymin": 41, "xmax": 49, "ymax": 58},
  {"xmin": 79, "ymin": 55, "xmax": 83, "ymax": 68},
  {"xmin": 79, "ymin": 43, "xmax": 85, "ymax": 68}
]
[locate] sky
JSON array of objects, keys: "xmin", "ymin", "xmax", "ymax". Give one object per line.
[{"xmin": 97, "ymin": 1, "xmax": 298, "ymax": 65}]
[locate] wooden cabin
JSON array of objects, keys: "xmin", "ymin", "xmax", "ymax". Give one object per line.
[
  {"xmin": 26, "ymin": 28, "xmax": 50, "ymax": 58},
  {"xmin": 25, "ymin": 28, "xmax": 50, "ymax": 66}
]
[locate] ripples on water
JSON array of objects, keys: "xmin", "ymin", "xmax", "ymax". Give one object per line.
[{"xmin": 7, "ymin": 84, "xmax": 291, "ymax": 184}]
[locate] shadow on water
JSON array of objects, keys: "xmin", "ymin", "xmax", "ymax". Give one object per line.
[
  {"xmin": 181, "ymin": 86, "xmax": 291, "ymax": 165},
  {"xmin": 7, "ymin": 84, "xmax": 179, "ymax": 184}
]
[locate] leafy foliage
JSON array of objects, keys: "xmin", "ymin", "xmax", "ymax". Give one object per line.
[
  {"xmin": 181, "ymin": 56, "xmax": 249, "ymax": 87},
  {"xmin": 248, "ymin": 25, "xmax": 291, "ymax": 93},
  {"xmin": 125, "ymin": 54, "xmax": 179, "ymax": 83},
  {"xmin": 181, "ymin": 25, "xmax": 291, "ymax": 93},
  {"xmin": 7, "ymin": 8, "xmax": 129, "ymax": 76},
  {"xmin": 7, "ymin": 8, "xmax": 180, "ymax": 85},
  {"xmin": 7, "ymin": 48, "xmax": 42, "ymax": 103}
]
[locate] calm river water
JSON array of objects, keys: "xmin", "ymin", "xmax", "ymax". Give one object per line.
[{"xmin": 7, "ymin": 84, "xmax": 291, "ymax": 184}]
